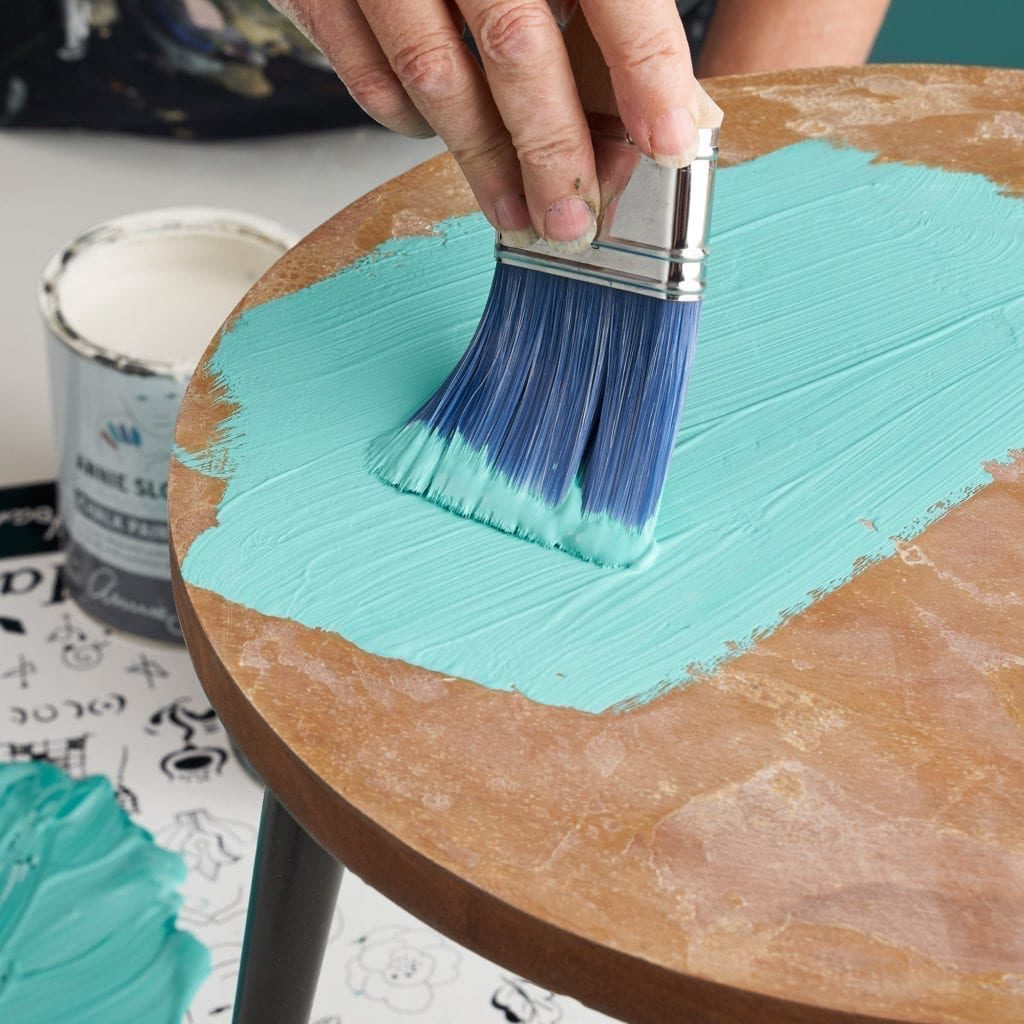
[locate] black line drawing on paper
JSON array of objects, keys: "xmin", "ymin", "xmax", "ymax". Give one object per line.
[
  {"xmin": 0, "ymin": 566, "xmax": 43, "ymax": 597},
  {"xmin": 126, "ymin": 651, "xmax": 169, "ymax": 689},
  {"xmin": 87, "ymin": 693, "xmax": 127, "ymax": 717},
  {"xmin": 148, "ymin": 697, "xmax": 228, "ymax": 782},
  {"xmin": 46, "ymin": 613, "xmax": 86, "ymax": 645},
  {"xmin": 178, "ymin": 885, "xmax": 248, "ymax": 929},
  {"xmin": 491, "ymin": 978, "xmax": 564, "ymax": 1023},
  {"xmin": 8, "ymin": 694, "xmax": 126, "ymax": 726},
  {"xmin": 47, "ymin": 613, "xmax": 112, "ymax": 669},
  {"xmin": 156, "ymin": 808, "xmax": 255, "ymax": 882},
  {"xmin": 346, "ymin": 925, "xmax": 460, "ymax": 1014},
  {"xmin": 2, "ymin": 654, "xmax": 37, "ymax": 689},
  {"xmin": 60, "ymin": 636, "xmax": 111, "ymax": 670},
  {"xmin": 8, "ymin": 703, "xmax": 57, "ymax": 725},
  {"xmin": 147, "ymin": 697, "xmax": 220, "ymax": 741},
  {"xmin": 0, "ymin": 733, "xmax": 90, "ymax": 778},
  {"xmin": 114, "ymin": 747, "xmax": 139, "ymax": 815},
  {"xmin": 0, "ymin": 615, "xmax": 25, "ymax": 634},
  {"xmin": 159, "ymin": 744, "xmax": 228, "ymax": 782},
  {"xmin": 46, "ymin": 562, "xmax": 67, "ymax": 606},
  {"xmin": 59, "ymin": 694, "xmax": 127, "ymax": 719},
  {"xmin": 184, "ymin": 944, "xmax": 241, "ymax": 1021}
]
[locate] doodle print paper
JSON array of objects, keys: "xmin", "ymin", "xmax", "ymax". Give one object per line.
[{"xmin": 0, "ymin": 483, "xmax": 620, "ymax": 1023}]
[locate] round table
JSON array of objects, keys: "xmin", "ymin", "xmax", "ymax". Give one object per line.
[{"xmin": 170, "ymin": 65, "xmax": 1024, "ymax": 1024}]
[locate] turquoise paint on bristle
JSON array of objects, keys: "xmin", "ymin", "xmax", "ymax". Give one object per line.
[
  {"xmin": 368, "ymin": 263, "xmax": 701, "ymax": 568},
  {"xmin": 369, "ymin": 422, "xmax": 656, "ymax": 567}
]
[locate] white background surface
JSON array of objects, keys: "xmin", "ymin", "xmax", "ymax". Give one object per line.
[{"xmin": 0, "ymin": 126, "xmax": 444, "ymax": 488}]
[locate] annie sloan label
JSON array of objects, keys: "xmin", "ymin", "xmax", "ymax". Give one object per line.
[
  {"xmin": 41, "ymin": 208, "xmax": 294, "ymax": 642},
  {"xmin": 54, "ymin": 351, "xmax": 185, "ymax": 641},
  {"xmin": 65, "ymin": 544, "xmax": 182, "ymax": 640}
]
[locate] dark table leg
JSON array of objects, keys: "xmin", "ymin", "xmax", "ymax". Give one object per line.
[{"xmin": 233, "ymin": 789, "xmax": 344, "ymax": 1024}]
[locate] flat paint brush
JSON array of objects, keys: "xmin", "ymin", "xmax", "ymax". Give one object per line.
[{"xmin": 370, "ymin": 12, "xmax": 721, "ymax": 568}]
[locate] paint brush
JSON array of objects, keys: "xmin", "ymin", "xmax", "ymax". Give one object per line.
[{"xmin": 370, "ymin": 12, "xmax": 721, "ymax": 568}]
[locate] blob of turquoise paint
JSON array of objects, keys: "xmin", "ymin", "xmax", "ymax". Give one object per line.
[
  {"xmin": 0, "ymin": 762, "xmax": 210, "ymax": 1023},
  {"xmin": 180, "ymin": 142, "xmax": 1024, "ymax": 714}
]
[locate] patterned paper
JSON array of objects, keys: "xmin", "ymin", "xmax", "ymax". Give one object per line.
[{"xmin": 0, "ymin": 482, "xmax": 619, "ymax": 1023}]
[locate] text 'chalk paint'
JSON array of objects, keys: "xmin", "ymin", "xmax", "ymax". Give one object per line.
[
  {"xmin": 180, "ymin": 143, "xmax": 1024, "ymax": 713},
  {"xmin": 0, "ymin": 762, "xmax": 209, "ymax": 1023}
]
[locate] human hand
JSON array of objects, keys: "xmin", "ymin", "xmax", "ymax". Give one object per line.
[{"xmin": 270, "ymin": 0, "xmax": 721, "ymax": 252}]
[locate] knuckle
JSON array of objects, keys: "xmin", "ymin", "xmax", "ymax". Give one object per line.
[
  {"xmin": 477, "ymin": 1, "xmax": 552, "ymax": 68},
  {"xmin": 391, "ymin": 31, "xmax": 463, "ymax": 96},
  {"xmin": 515, "ymin": 132, "xmax": 582, "ymax": 173},
  {"xmin": 612, "ymin": 32, "xmax": 689, "ymax": 76},
  {"xmin": 452, "ymin": 132, "xmax": 514, "ymax": 173},
  {"xmin": 343, "ymin": 63, "xmax": 406, "ymax": 118}
]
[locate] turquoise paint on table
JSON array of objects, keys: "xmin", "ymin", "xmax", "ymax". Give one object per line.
[
  {"xmin": 180, "ymin": 142, "xmax": 1024, "ymax": 714},
  {"xmin": 0, "ymin": 761, "xmax": 209, "ymax": 1023}
]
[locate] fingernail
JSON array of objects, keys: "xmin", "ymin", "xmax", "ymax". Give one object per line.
[
  {"xmin": 543, "ymin": 196, "xmax": 596, "ymax": 254},
  {"xmin": 650, "ymin": 106, "xmax": 698, "ymax": 168},
  {"xmin": 494, "ymin": 194, "xmax": 538, "ymax": 248}
]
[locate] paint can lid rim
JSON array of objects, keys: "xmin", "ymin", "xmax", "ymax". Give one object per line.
[{"xmin": 39, "ymin": 206, "xmax": 297, "ymax": 378}]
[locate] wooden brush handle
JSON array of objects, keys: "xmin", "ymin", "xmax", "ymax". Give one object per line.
[{"xmin": 563, "ymin": 10, "xmax": 619, "ymax": 119}]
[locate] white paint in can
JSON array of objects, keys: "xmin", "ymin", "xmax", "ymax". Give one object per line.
[{"xmin": 40, "ymin": 207, "xmax": 295, "ymax": 642}]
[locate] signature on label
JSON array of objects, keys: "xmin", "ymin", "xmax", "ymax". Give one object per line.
[{"xmin": 83, "ymin": 567, "xmax": 181, "ymax": 639}]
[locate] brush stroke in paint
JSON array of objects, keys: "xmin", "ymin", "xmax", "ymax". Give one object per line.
[
  {"xmin": 0, "ymin": 761, "xmax": 210, "ymax": 1023},
  {"xmin": 179, "ymin": 142, "xmax": 1024, "ymax": 714}
]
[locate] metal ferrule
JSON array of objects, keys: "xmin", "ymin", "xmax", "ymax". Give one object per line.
[{"xmin": 496, "ymin": 126, "xmax": 719, "ymax": 301}]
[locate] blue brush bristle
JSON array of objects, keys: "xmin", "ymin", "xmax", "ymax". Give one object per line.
[{"xmin": 370, "ymin": 262, "xmax": 701, "ymax": 566}]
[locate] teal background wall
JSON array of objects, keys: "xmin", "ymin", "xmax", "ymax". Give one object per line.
[{"xmin": 871, "ymin": 0, "xmax": 1024, "ymax": 68}]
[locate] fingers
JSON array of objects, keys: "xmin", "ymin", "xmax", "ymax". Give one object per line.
[
  {"xmin": 458, "ymin": 0, "xmax": 599, "ymax": 251},
  {"xmin": 580, "ymin": 0, "xmax": 702, "ymax": 167},
  {"xmin": 357, "ymin": 0, "xmax": 538, "ymax": 247},
  {"xmin": 269, "ymin": 0, "xmax": 432, "ymax": 137},
  {"xmin": 275, "ymin": 0, "xmax": 708, "ymax": 252}
]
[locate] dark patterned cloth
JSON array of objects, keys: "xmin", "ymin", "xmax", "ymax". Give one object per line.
[
  {"xmin": 1, "ymin": 0, "xmax": 716, "ymax": 138},
  {"xmin": 1, "ymin": 0, "xmax": 361, "ymax": 137}
]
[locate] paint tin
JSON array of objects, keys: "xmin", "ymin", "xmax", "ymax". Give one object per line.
[{"xmin": 40, "ymin": 208, "xmax": 294, "ymax": 642}]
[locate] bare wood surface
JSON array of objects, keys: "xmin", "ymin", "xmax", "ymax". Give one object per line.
[{"xmin": 170, "ymin": 66, "xmax": 1024, "ymax": 1024}]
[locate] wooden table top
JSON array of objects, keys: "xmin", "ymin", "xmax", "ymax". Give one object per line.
[{"xmin": 171, "ymin": 65, "xmax": 1024, "ymax": 1024}]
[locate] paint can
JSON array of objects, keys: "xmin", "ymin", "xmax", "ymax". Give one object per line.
[{"xmin": 40, "ymin": 208, "xmax": 294, "ymax": 642}]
